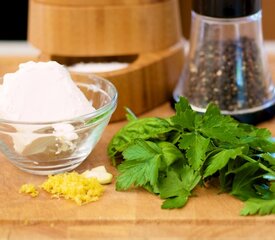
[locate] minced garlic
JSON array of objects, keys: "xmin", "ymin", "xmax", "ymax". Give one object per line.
[
  {"xmin": 19, "ymin": 184, "xmax": 39, "ymax": 197},
  {"xmin": 40, "ymin": 172, "xmax": 104, "ymax": 205}
]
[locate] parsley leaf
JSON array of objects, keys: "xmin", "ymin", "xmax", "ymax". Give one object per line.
[
  {"xmin": 204, "ymin": 148, "xmax": 243, "ymax": 178},
  {"xmin": 230, "ymin": 162, "xmax": 260, "ymax": 201},
  {"xmin": 116, "ymin": 140, "xmax": 185, "ymax": 191},
  {"xmin": 199, "ymin": 104, "xmax": 242, "ymax": 143},
  {"xmin": 161, "ymin": 193, "xmax": 189, "ymax": 209},
  {"xmin": 159, "ymin": 170, "xmax": 194, "ymax": 209},
  {"xmin": 159, "ymin": 171, "xmax": 186, "ymax": 199},
  {"xmin": 180, "ymin": 165, "xmax": 201, "ymax": 191},
  {"xmin": 108, "ymin": 117, "xmax": 174, "ymax": 165},
  {"xmin": 116, "ymin": 140, "xmax": 161, "ymax": 190},
  {"xmin": 179, "ymin": 133, "xmax": 210, "ymax": 170},
  {"xmin": 108, "ymin": 97, "xmax": 275, "ymax": 215},
  {"xmin": 158, "ymin": 141, "xmax": 185, "ymax": 168},
  {"xmin": 241, "ymin": 198, "xmax": 275, "ymax": 216},
  {"xmin": 260, "ymin": 153, "xmax": 275, "ymax": 169},
  {"xmin": 171, "ymin": 97, "xmax": 202, "ymax": 130}
]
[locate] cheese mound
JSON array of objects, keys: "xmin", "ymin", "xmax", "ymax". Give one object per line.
[
  {"xmin": 41, "ymin": 172, "xmax": 104, "ymax": 205},
  {"xmin": 0, "ymin": 61, "xmax": 95, "ymax": 122},
  {"xmin": 0, "ymin": 61, "xmax": 95, "ymax": 155},
  {"xmin": 19, "ymin": 184, "xmax": 39, "ymax": 197}
]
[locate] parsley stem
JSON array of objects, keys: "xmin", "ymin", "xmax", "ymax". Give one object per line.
[{"xmin": 241, "ymin": 154, "xmax": 275, "ymax": 175}]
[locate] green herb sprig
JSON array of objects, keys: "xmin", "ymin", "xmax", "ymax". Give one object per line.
[{"xmin": 107, "ymin": 97, "xmax": 275, "ymax": 216}]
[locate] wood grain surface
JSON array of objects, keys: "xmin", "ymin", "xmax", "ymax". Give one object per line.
[
  {"xmin": 28, "ymin": 0, "xmax": 181, "ymax": 56},
  {"xmin": 1, "ymin": 57, "xmax": 275, "ymax": 239}
]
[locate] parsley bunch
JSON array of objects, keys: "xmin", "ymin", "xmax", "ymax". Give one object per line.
[{"xmin": 108, "ymin": 98, "xmax": 275, "ymax": 215}]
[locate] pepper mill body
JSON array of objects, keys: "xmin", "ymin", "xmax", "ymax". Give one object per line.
[{"xmin": 173, "ymin": 0, "xmax": 275, "ymax": 124}]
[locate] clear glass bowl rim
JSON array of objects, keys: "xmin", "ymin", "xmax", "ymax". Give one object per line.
[{"xmin": 0, "ymin": 74, "xmax": 118, "ymax": 125}]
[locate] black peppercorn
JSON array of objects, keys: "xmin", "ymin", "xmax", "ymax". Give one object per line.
[{"xmin": 184, "ymin": 37, "xmax": 271, "ymax": 111}]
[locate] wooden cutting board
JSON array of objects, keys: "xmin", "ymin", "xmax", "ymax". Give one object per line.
[{"xmin": 1, "ymin": 57, "xmax": 275, "ymax": 239}]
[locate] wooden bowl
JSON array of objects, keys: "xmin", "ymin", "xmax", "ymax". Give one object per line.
[
  {"xmin": 69, "ymin": 41, "xmax": 185, "ymax": 121},
  {"xmin": 28, "ymin": 0, "xmax": 182, "ymax": 56}
]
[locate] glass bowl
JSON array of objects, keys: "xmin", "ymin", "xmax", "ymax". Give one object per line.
[{"xmin": 0, "ymin": 74, "xmax": 117, "ymax": 175}]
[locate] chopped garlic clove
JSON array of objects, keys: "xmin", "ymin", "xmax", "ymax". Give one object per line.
[
  {"xmin": 90, "ymin": 166, "xmax": 108, "ymax": 173},
  {"xmin": 82, "ymin": 166, "xmax": 113, "ymax": 184}
]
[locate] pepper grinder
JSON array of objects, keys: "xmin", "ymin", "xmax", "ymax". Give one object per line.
[{"xmin": 173, "ymin": 0, "xmax": 275, "ymax": 124}]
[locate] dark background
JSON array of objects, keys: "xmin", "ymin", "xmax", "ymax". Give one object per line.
[
  {"xmin": 0, "ymin": 1, "xmax": 28, "ymax": 40},
  {"xmin": 0, "ymin": 0, "xmax": 274, "ymax": 41}
]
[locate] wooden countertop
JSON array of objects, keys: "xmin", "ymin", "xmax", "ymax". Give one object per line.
[{"xmin": 2, "ymin": 57, "xmax": 275, "ymax": 239}]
